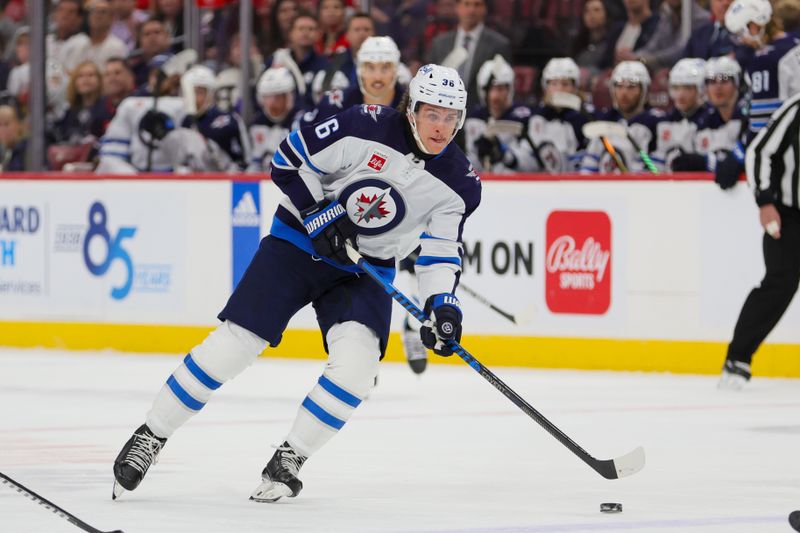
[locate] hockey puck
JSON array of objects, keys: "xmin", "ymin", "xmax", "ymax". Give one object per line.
[
  {"xmin": 789, "ymin": 510, "xmax": 800, "ymax": 532},
  {"xmin": 600, "ymin": 503, "xmax": 622, "ymax": 513}
]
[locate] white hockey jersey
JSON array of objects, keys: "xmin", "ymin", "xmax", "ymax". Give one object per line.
[
  {"xmin": 98, "ymin": 96, "xmax": 187, "ymax": 172},
  {"xmin": 269, "ymin": 104, "xmax": 482, "ymax": 302}
]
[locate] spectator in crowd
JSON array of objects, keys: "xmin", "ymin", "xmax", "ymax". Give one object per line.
[
  {"xmin": 265, "ymin": 11, "xmax": 329, "ymax": 107},
  {"xmin": 61, "ymin": 0, "xmax": 128, "ymax": 73},
  {"xmin": 635, "ymin": 0, "xmax": 710, "ymax": 70},
  {"xmin": 426, "ymin": 0, "xmax": 511, "ymax": 112},
  {"xmin": 110, "ymin": 0, "xmax": 149, "ymax": 53},
  {"xmin": 653, "ymin": 57, "xmax": 710, "ymax": 171},
  {"xmin": 224, "ymin": 31, "xmax": 263, "ymax": 75},
  {"xmin": 777, "ymin": 0, "xmax": 800, "ymax": 38},
  {"xmin": 316, "ymin": 0, "xmax": 348, "ymax": 56},
  {"xmin": 6, "ymin": 26, "xmax": 28, "ymax": 104},
  {"xmin": 316, "ymin": 12, "xmax": 374, "ymax": 93},
  {"xmin": 93, "ymin": 56, "xmax": 134, "ymax": 136},
  {"xmin": 55, "ymin": 60, "xmax": 104, "ymax": 144},
  {"xmin": 0, "ymin": 0, "xmax": 19, "ymax": 53},
  {"xmin": 263, "ymin": 0, "xmax": 298, "ymax": 57},
  {"xmin": 418, "ymin": 0, "xmax": 459, "ymax": 62},
  {"xmin": 526, "ymin": 57, "xmax": 590, "ymax": 172},
  {"xmin": 47, "ymin": 0, "xmax": 84, "ymax": 63},
  {"xmin": 463, "ymin": 54, "xmax": 535, "ymax": 173},
  {"xmin": 131, "ymin": 18, "xmax": 171, "ymax": 87},
  {"xmin": 603, "ymin": 0, "xmax": 660, "ymax": 68},
  {"xmin": 571, "ymin": 0, "xmax": 612, "ymax": 72},
  {"xmin": 249, "ymin": 66, "xmax": 304, "ymax": 171},
  {"xmin": 683, "ymin": 0, "xmax": 753, "ymax": 67},
  {"xmin": 0, "ymin": 101, "xmax": 26, "ymax": 170},
  {"xmin": 181, "ymin": 65, "xmax": 251, "ymax": 170},
  {"xmin": 150, "ymin": 0, "xmax": 183, "ymax": 52},
  {"xmin": 0, "ymin": 35, "xmax": 11, "ymax": 91}
]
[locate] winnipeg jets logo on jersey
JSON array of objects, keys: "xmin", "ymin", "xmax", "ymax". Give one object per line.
[
  {"xmin": 338, "ymin": 179, "xmax": 406, "ymax": 235},
  {"xmin": 211, "ymin": 115, "xmax": 232, "ymax": 129},
  {"xmin": 362, "ymin": 104, "xmax": 382, "ymax": 122},
  {"xmin": 355, "ymin": 187, "xmax": 391, "ymax": 223},
  {"xmin": 367, "ymin": 152, "xmax": 387, "ymax": 171}
]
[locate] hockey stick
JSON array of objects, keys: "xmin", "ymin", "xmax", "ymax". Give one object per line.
[
  {"xmin": 0, "ymin": 472, "xmax": 123, "ymax": 533},
  {"xmin": 346, "ymin": 244, "xmax": 646, "ymax": 480},
  {"xmin": 552, "ymin": 92, "xmax": 658, "ymax": 174}
]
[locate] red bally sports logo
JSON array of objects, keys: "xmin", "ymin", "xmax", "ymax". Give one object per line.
[
  {"xmin": 368, "ymin": 153, "xmax": 387, "ymax": 171},
  {"xmin": 545, "ymin": 210, "xmax": 611, "ymax": 315}
]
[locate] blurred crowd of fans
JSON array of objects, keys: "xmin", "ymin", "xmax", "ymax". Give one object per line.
[{"xmin": 0, "ymin": 0, "xmax": 797, "ymax": 172}]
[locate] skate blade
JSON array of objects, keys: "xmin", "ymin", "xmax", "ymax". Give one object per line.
[
  {"xmin": 249, "ymin": 480, "xmax": 293, "ymax": 503},
  {"xmin": 112, "ymin": 481, "xmax": 126, "ymax": 501}
]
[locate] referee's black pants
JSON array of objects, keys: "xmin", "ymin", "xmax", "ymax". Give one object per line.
[{"xmin": 727, "ymin": 205, "xmax": 800, "ymax": 364}]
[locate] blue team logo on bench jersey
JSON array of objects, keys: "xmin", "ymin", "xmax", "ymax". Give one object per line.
[{"xmin": 338, "ymin": 179, "xmax": 406, "ymax": 236}]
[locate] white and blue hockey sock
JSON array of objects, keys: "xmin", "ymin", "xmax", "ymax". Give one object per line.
[
  {"xmin": 285, "ymin": 321, "xmax": 380, "ymax": 457},
  {"xmin": 146, "ymin": 320, "xmax": 267, "ymax": 438}
]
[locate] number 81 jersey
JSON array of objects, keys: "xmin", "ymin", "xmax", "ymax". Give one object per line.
[{"xmin": 268, "ymin": 104, "xmax": 481, "ymax": 296}]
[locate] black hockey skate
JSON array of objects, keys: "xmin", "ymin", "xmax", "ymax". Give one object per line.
[
  {"xmin": 718, "ymin": 359, "xmax": 751, "ymax": 390},
  {"xmin": 112, "ymin": 424, "xmax": 167, "ymax": 500},
  {"xmin": 402, "ymin": 317, "xmax": 428, "ymax": 374},
  {"xmin": 249, "ymin": 442, "xmax": 307, "ymax": 503}
]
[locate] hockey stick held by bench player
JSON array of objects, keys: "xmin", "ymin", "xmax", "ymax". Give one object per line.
[
  {"xmin": 345, "ymin": 244, "xmax": 646, "ymax": 480},
  {"xmin": 0, "ymin": 472, "xmax": 124, "ymax": 533}
]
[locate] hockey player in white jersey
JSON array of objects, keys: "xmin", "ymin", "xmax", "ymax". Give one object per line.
[
  {"xmin": 249, "ymin": 67, "xmax": 306, "ymax": 172},
  {"xmin": 111, "ymin": 64, "xmax": 481, "ymax": 501},
  {"xmin": 580, "ymin": 61, "xmax": 663, "ymax": 174},
  {"xmin": 463, "ymin": 55, "xmax": 533, "ymax": 173},
  {"xmin": 97, "ymin": 54, "xmax": 231, "ymax": 173},
  {"xmin": 716, "ymin": 0, "xmax": 800, "ymax": 186},
  {"xmin": 654, "ymin": 58, "xmax": 710, "ymax": 172},
  {"xmin": 525, "ymin": 57, "xmax": 589, "ymax": 173},
  {"xmin": 296, "ymin": 36, "xmax": 405, "ymax": 128},
  {"xmin": 180, "ymin": 65, "xmax": 251, "ymax": 171},
  {"xmin": 675, "ymin": 56, "xmax": 746, "ymax": 173}
]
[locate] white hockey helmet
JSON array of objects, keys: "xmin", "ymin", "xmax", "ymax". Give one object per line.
[
  {"xmin": 541, "ymin": 57, "xmax": 580, "ymax": 88},
  {"xmin": 257, "ymin": 66, "xmax": 296, "ymax": 97},
  {"xmin": 356, "ymin": 36, "xmax": 401, "ymax": 96},
  {"xmin": 669, "ymin": 58, "xmax": 706, "ymax": 91},
  {"xmin": 476, "ymin": 54, "xmax": 515, "ymax": 106},
  {"xmin": 610, "ymin": 60, "xmax": 651, "ymax": 109},
  {"xmin": 257, "ymin": 67, "xmax": 297, "ymax": 120},
  {"xmin": 181, "ymin": 65, "xmax": 217, "ymax": 114},
  {"xmin": 407, "ymin": 64, "xmax": 467, "ymax": 153},
  {"xmin": 357, "ymin": 36, "xmax": 401, "ymax": 66},
  {"xmin": 725, "ymin": 0, "xmax": 772, "ymax": 44},
  {"xmin": 705, "ymin": 56, "xmax": 742, "ymax": 86}
]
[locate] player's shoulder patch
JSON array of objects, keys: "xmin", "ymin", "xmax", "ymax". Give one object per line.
[
  {"xmin": 327, "ymin": 89, "xmax": 345, "ymax": 109},
  {"xmin": 359, "ymin": 103, "xmax": 388, "ymax": 122},
  {"xmin": 425, "ymin": 145, "xmax": 482, "ymax": 212},
  {"xmin": 510, "ymin": 105, "xmax": 532, "ymax": 120}
]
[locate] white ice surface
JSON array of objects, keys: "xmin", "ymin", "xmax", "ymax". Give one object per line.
[{"xmin": 0, "ymin": 348, "xmax": 798, "ymax": 533}]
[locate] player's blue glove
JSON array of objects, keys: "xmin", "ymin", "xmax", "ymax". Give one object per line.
[
  {"xmin": 714, "ymin": 149, "xmax": 744, "ymax": 190},
  {"xmin": 475, "ymin": 135, "xmax": 504, "ymax": 165},
  {"xmin": 300, "ymin": 198, "xmax": 358, "ymax": 265},
  {"xmin": 420, "ymin": 293, "xmax": 463, "ymax": 356}
]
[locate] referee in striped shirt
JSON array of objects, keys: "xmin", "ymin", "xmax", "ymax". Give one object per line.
[{"xmin": 720, "ymin": 91, "xmax": 800, "ymax": 390}]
